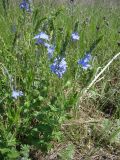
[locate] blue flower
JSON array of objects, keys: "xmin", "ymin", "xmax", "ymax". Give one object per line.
[
  {"xmin": 47, "ymin": 45, "xmax": 55, "ymax": 59},
  {"xmin": 71, "ymin": 32, "xmax": 80, "ymax": 41},
  {"xmin": 78, "ymin": 53, "xmax": 92, "ymax": 70},
  {"xmin": 12, "ymin": 90, "xmax": 23, "ymax": 99},
  {"xmin": 35, "ymin": 39, "xmax": 44, "ymax": 45},
  {"xmin": 44, "ymin": 43, "xmax": 55, "ymax": 59},
  {"xmin": 19, "ymin": 0, "xmax": 30, "ymax": 12},
  {"xmin": 50, "ymin": 57, "xmax": 67, "ymax": 78},
  {"xmin": 34, "ymin": 32, "xmax": 49, "ymax": 41}
]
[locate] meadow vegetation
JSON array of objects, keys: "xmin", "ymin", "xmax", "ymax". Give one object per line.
[{"xmin": 0, "ymin": 0, "xmax": 120, "ymax": 159}]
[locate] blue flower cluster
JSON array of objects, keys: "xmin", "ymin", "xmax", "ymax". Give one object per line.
[
  {"xmin": 34, "ymin": 32, "xmax": 55, "ymax": 59},
  {"xmin": 33, "ymin": 32, "xmax": 68, "ymax": 78},
  {"xmin": 33, "ymin": 30, "xmax": 92, "ymax": 77},
  {"xmin": 19, "ymin": 0, "xmax": 30, "ymax": 12},
  {"xmin": 11, "ymin": 5, "xmax": 93, "ymax": 100},
  {"xmin": 78, "ymin": 53, "xmax": 92, "ymax": 70},
  {"xmin": 44, "ymin": 43, "xmax": 55, "ymax": 59},
  {"xmin": 34, "ymin": 32, "xmax": 49, "ymax": 41},
  {"xmin": 12, "ymin": 90, "xmax": 23, "ymax": 99},
  {"xmin": 50, "ymin": 57, "xmax": 67, "ymax": 78},
  {"xmin": 71, "ymin": 32, "xmax": 80, "ymax": 41}
]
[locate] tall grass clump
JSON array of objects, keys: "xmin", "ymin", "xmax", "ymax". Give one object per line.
[{"xmin": 0, "ymin": 0, "xmax": 120, "ymax": 159}]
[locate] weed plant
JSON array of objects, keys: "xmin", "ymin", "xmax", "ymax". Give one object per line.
[{"xmin": 0, "ymin": 0, "xmax": 120, "ymax": 159}]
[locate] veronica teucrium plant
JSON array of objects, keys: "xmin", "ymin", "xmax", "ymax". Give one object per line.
[{"xmin": 0, "ymin": 1, "xmax": 119, "ymax": 159}]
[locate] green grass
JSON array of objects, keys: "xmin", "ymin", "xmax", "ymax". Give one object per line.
[{"xmin": 0, "ymin": 0, "xmax": 120, "ymax": 159}]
